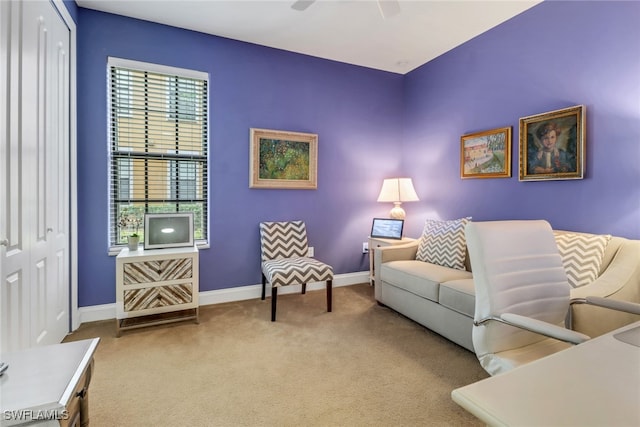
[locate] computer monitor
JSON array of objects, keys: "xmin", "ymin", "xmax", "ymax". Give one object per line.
[
  {"xmin": 144, "ymin": 213, "xmax": 194, "ymax": 249},
  {"xmin": 370, "ymin": 218, "xmax": 404, "ymax": 239}
]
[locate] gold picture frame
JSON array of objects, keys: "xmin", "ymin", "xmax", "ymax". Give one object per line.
[
  {"xmin": 460, "ymin": 126, "xmax": 512, "ymax": 179},
  {"xmin": 249, "ymin": 128, "xmax": 318, "ymax": 189},
  {"xmin": 519, "ymin": 105, "xmax": 585, "ymax": 181}
]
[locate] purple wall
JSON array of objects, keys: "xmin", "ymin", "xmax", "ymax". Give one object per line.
[
  {"xmin": 402, "ymin": 1, "xmax": 640, "ymax": 240},
  {"xmin": 76, "ymin": 1, "xmax": 640, "ymax": 307},
  {"xmin": 76, "ymin": 9, "xmax": 403, "ymax": 306},
  {"xmin": 62, "ymin": 0, "xmax": 78, "ymax": 23}
]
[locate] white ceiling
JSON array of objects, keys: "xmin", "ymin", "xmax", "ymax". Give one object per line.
[{"xmin": 76, "ymin": 0, "xmax": 542, "ymax": 74}]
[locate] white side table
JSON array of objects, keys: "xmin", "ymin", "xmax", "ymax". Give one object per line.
[
  {"xmin": 368, "ymin": 237, "xmax": 416, "ymax": 285},
  {"xmin": 116, "ymin": 246, "xmax": 199, "ymax": 336}
]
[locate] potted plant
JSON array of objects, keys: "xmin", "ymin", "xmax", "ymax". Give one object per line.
[{"xmin": 119, "ymin": 213, "xmax": 142, "ymax": 251}]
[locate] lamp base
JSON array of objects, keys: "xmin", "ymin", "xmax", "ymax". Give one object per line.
[{"xmin": 389, "ymin": 203, "xmax": 406, "ymax": 220}]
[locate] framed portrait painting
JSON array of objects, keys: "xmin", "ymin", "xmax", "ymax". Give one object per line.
[
  {"xmin": 460, "ymin": 126, "xmax": 511, "ymax": 179},
  {"xmin": 249, "ymin": 128, "xmax": 318, "ymax": 189},
  {"xmin": 519, "ymin": 105, "xmax": 585, "ymax": 181}
]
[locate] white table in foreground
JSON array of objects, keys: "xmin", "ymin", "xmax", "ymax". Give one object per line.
[
  {"xmin": 452, "ymin": 321, "xmax": 640, "ymax": 427},
  {"xmin": 1, "ymin": 338, "xmax": 100, "ymax": 426}
]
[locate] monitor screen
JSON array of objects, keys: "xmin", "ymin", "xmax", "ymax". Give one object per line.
[
  {"xmin": 370, "ymin": 218, "xmax": 404, "ymax": 239},
  {"xmin": 144, "ymin": 213, "xmax": 194, "ymax": 249}
]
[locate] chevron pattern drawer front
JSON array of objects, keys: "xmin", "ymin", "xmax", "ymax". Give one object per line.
[
  {"xmin": 123, "ymin": 258, "xmax": 193, "ymax": 285},
  {"xmin": 124, "ymin": 283, "xmax": 193, "ymax": 312}
]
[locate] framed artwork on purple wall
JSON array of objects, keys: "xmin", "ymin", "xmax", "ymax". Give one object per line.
[
  {"xmin": 249, "ymin": 128, "xmax": 318, "ymax": 189},
  {"xmin": 460, "ymin": 126, "xmax": 512, "ymax": 179},
  {"xmin": 519, "ymin": 105, "xmax": 585, "ymax": 181}
]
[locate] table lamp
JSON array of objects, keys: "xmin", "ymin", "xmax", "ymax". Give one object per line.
[{"xmin": 376, "ymin": 177, "xmax": 419, "ymax": 219}]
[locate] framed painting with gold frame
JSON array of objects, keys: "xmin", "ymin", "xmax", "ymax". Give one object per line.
[
  {"xmin": 519, "ymin": 105, "xmax": 585, "ymax": 181},
  {"xmin": 249, "ymin": 128, "xmax": 318, "ymax": 189},
  {"xmin": 460, "ymin": 126, "xmax": 511, "ymax": 179}
]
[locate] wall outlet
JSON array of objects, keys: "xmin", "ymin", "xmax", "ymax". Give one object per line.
[
  {"xmin": 307, "ymin": 247, "xmax": 314, "ymax": 257},
  {"xmin": 362, "ymin": 242, "xmax": 369, "ymax": 254}
]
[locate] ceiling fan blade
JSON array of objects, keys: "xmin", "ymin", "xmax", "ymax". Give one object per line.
[
  {"xmin": 377, "ymin": 0, "xmax": 400, "ymax": 19},
  {"xmin": 291, "ymin": 0, "xmax": 316, "ymax": 12}
]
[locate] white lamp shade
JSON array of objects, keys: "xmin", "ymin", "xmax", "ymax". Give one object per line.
[{"xmin": 377, "ymin": 178, "xmax": 419, "ymax": 203}]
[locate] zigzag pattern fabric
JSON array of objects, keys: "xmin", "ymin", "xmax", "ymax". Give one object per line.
[
  {"xmin": 124, "ymin": 283, "xmax": 193, "ymax": 311},
  {"xmin": 260, "ymin": 221, "xmax": 308, "ymax": 262},
  {"xmin": 416, "ymin": 217, "xmax": 471, "ymax": 271},
  {"xmin": 262, "ymin": 257, "xmax": 333, "ymax": 288},
  {"xmin": 123, "ymin": 258, "xmax": 192, "ymax": 284},
  {"xmin": 554, "ymin": 231, "xmax": 611, "ymax": 288},
  {"xmin": 260, "ymin": 220, "xmax": 333, "ymax": 288}
]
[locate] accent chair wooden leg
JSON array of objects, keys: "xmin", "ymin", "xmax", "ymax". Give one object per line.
[
  {"xmin": 261, "ymin": 273, "xmax": 266, "ymax": 300},
  {"xmin": 302, "ymin": 283, "xmax": 307, "ymax": 294},
  {"xmin": 326, "ymin": 280, "xmax": 333, "ymax": 312},
  {"xmin": 271, "ymin": 286, "xmax": 278, "ymax": 322}
]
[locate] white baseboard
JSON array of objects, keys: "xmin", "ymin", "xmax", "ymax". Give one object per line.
[{"xmin": 78, "ymin": 271, "xmax": 370, "ymax": 325}]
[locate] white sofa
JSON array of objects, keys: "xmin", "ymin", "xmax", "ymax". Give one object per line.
[{"xmin": 374, "ymin": 229, "xmax": 640, "ymax": 352}]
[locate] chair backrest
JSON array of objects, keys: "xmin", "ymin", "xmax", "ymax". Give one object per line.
[
  {"xmin": 260, "ymin": 221, "xmax": 309, "ymax": 262},
  {"xmin": 466, "ymin": 220, "xmax": 571, "ymax": 371}
]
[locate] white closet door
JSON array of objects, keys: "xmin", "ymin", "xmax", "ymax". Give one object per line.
[
  {"xmin": 0, "ymin": 0, "xmax": 31, "ymax": 352},
  {"xmin": 0, "ymin": 0, "xmax": 70, "ymax": 352}
]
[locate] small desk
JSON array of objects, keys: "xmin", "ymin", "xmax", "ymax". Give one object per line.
[
  {"xmin": 452, "ymin": 321, "xmax": 640, "ymax": 426},
  {"xmin": 1, "ymin": 338, "xmax": 100, "ymax": 426}
]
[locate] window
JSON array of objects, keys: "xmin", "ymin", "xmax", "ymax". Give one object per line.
[
  {"xmin": 169, "ymin": 157, "xmax": 198, "ymax": 200},
  {"xmin": 114, "ymin": 69, "xmax": 132, "ymax": 117},
  {"xmin": 117, "ymin": 158, "xmax": 132, "ymax": 200},
  {"xmin": 108, "ymin": 58, "xmax": 209, "ymax": 249},
  {"xmin": 167, "ymin": 77, "xmax": 198, "ymax": 121},
  {"xmin": 168, "ymin": 149, "xmax": 199, "ymax": 200}
]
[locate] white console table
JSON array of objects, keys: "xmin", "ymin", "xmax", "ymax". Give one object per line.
[
  {"xmin": 0, "ymin": 338, "xmax": 100, "ymax": 426},
  {"xmin": 452, "ymin": 321, "xmax": 640, "ymax": 426},
  {"xmin": 116, "ymin": 246, "xmax": 199, "ymax": 336}
]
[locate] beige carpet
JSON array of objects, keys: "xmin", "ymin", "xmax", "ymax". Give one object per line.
[{"xmin": 65, "ymin": 284, "xmax": 488, "ymax": 426}]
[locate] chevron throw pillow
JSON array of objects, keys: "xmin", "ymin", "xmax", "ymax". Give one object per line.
[
  {"xmin": 554, "ymin": 231, "xmax": 611, "ymax": 288},
  {"xmin": 416, "ymin": 217, "xmax": 471, "ymax": 270}
]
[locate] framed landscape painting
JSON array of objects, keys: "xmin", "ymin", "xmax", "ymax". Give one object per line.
[
  {"xmin": 519, "ymin": 105, "xmax": 585, "ymax": 181},
  {"xmin": 249, "ymin": 128, "xmax": 318, "ymax": 189},
  {"xmin": 460, "ymin": 126, "xmax": 512, "ymax": 179}
]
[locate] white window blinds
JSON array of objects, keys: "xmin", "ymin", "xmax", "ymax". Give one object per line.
[{"xmin": 108, "ymin": 58, "xmax": 209, "ymax": 248}]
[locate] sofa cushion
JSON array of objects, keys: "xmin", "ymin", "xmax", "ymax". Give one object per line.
[
  {"xmin": 416, "ymin": 217, "xmax": 471, "ymax": 270},
  {"xmin": 381, "ymin": 260, "xmax": 472, "ymax": 302},
  {"xmin": 554, "ymin": 231, "xmax": 611, "ymax": 288},
  {"xmin": 439, "ymin": 279, "xmax": 476, "ymax": 318}
]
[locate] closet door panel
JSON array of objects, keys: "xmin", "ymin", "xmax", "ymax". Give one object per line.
[
  {"xmin": 21, "ymin": 0, "xmax": 52, "ymax": 347},
  {"xmin": 0, "ymin": 0, "xmax": 70, "ymax": 351},
  {"xmin": 49, "ymin": 12, "xmax": 71, "ymax": 338},
  {"xmin": 25, "ymin": 0, "xmax": 71, "ymax": 347},
  {"xmin": 0, "ymin": 0, "xmax": 31, "ymax": 352}
]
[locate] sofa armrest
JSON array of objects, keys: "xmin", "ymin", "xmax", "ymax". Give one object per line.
[
  {"xmin": 570, "ymin": 240, "xmax": 640, "ymax": 299},
  {"xmin": 570, "ymin": 239, "xmax": 640, "ymax": 336},
  {"xmin": 375, "ymin": 240, "xmax": 420, "ymax": 264},
  {"xmin": 373, "ymin": 240, "xmax": 420, "ymax": 298}
]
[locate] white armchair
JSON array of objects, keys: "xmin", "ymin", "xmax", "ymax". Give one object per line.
[{"xmin": 466, "ymin": 220, "xmax": 640, "ymax": 376}]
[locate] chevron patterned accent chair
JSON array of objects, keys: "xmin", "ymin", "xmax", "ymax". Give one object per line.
[{"xmin": 259, "ymin": 221, "xmax": 334, "ymax": 321}]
